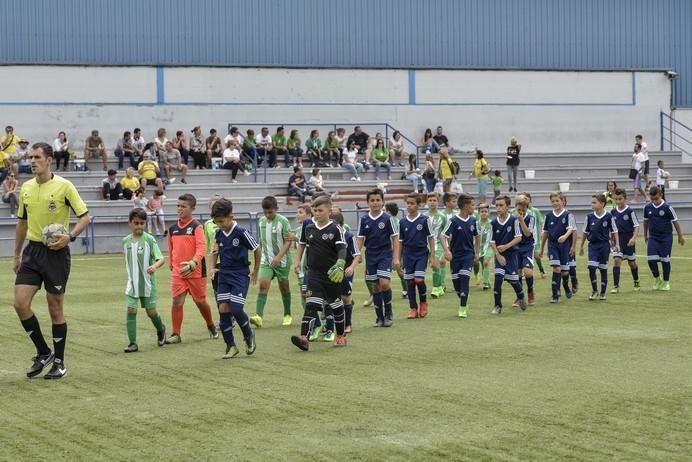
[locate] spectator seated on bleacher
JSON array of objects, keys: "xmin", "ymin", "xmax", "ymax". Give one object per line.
[
  {"xmin": 389, "ymin": 130, "xmax": 406, "ymax": 167},
  {"xmin": 206, "ymin": 128, "xmax": 222, "ymax": 168},
  {"xmin": 371, "ymin": 138, "xmax": 392, "ymax": 181},
  {"xmin": 287, "ymin": 129, "xmax": 304, "ymax": 168},
  {"xmin": 114, "ymin": 130, "xmax": 137, "ymax": 170},
  {"xmin": 2, "ymin": 171, "xmax": 18, "ymax": 218},
  {"xmin": 132, "ymin": 128, "xmax": 146, "ymax": 166},
  {"xmin": 305, "ymin": 130, "xmax": 325, "ymax": 167},
  {"xmin": 221, "ymin": 139, "xmax": 249, "ymax": 183},
  {"xmin": 189, "ymin": 126, "xmax": 207, "ymax": 170},
  {"xmin": 53, "ymin": 132, "xmax": 70, "ymax": 172},
  {"xmin": 433, "ymin": 126, "xmax": 452, "ymax": 153},
  {"xmin": 171, "ymin": 130, "xmax": 189, "ymax": 166},
  {"xmin": 153, "ymin": 128, "xmax": 169, "ymax": 161},
  {"xmin": 287, "ymin": 166, "xmax": 313, "ymax": 203},
  {"xmin": 1, "ymin": 126, "xmax": 20, "ymax": 182},
  {"xmin": 255, "ymin": 127, "xmax": 274, "ymax": 168},
  {"xmin": 272, "ymin": 126, "xmax": 290, "ymax": 168},
  {"xmin": 308, "ymin": 168, "xmax": 327, "ymax": 194},
  {"xmin": 343, "ymin": 141, "xmax": 368, "ymax": 181},
  {"xmin": 347, "ymin": 125, "xmax": 370, "ymax": 158},
  {"xmin": 243, "ymin": 129, "xmax": 260, "ymax": 167},
  {"xmin": 404, "ymin": 154, "xmax": 423, "ymax": 192},
  {"xmin": 120, "ymin": 167, "xmax": 139, "ymax": 200},
  {"xmin": 421, "ymin": 128, "xmax": 440, "ymax": 155},
  {"xmin": 160, "ymin": 141, "xmax": 188, "ymax": 184},
  {"xmin": 137, "ymin": 149, "xmax": 164, "ymax": 193},
  {"xmin": 102, "ymin": 169, "xmax": 124, "ymax": 200},
  {"xmin": 11, "ymin": 139, "xmax": 32, "ymax": 176},
  {"xmin": 84, "ymin": 129, "xmax": 108, "ymax": 171},
  {"xmin": 324, "ymin": 131, "xmax": 341, "ymax": 167},
  {"xmin": 223, "ymin": 126, "xmax": 243, "ymax": 149}
]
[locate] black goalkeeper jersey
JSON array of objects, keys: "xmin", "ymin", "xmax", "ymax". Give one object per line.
[{"xmin": 299, "ymin": 220, "xmax": 346, "ymax": 273}]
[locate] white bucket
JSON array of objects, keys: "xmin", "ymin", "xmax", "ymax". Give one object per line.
[
  {"xmin": 668, "ymin": 180, "xmax": 679, "ymax": 189},
  {"xmin": 524, "ymin": 169, "xmax": 535, "ymax": 179},
  {"xmin": 559, "ymin": 182, "xmax": 570, "ymax": 192}
]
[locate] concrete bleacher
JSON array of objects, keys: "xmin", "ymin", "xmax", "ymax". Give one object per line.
[{"xmin": 1, "ymin": 150, "xmax": 690, "ymax": 256}]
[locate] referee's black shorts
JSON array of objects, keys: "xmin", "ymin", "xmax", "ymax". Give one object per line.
[{"xmin": 15, "ymin": 241, "xmax": 71, "ymax": 294}]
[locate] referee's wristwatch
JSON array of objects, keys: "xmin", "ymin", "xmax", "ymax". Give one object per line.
[{"xmin": 69, "ymin": 233, "xmax": 76, "ymax": 242}]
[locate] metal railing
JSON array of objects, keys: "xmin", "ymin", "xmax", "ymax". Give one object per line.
[{"xmin": 660, "ymin": 112, "xmax": 692, "ymax": 157}]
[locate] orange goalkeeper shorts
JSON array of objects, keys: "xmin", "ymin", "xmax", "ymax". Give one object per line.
[{"xmin": 171, "ymin": 276, "xmax": 207, "ymax": 302}]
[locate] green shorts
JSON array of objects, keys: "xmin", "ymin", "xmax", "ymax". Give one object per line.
[
  {"xmin": 482, "ymin": 247, "xmax": 494, "ymax": 259},
  {"xmin": 259, "ymin": 263, "xmax": 291, "ymax": 282},
  {"xmin": 126, "ymin": 294, "xmax": 157, "ymax": 309}
]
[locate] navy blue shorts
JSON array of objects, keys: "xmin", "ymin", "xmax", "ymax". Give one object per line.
[
  {"xmin": 403, "ymin": 251, "xmax": 428, "ymax": 280},
  {"xmin": 613, "ymin": 233, "xmax": 636, "ymax": 260},
  {"xmin": 517, "ymin": 246, "xmax": 534, "ymax": 270},
  {"xmin": 450, "ymin": 256, "xmax": 474, "ymax": 282},
  {"xmin": 494, "ymin": 251, "xmax": 520, "ymax": 281},
  {"xmin": 341, "ymin": 275, "xmax": 354, "ymax": 296},
  {"xmin": 548, "ymin": 240, "xmax": 572, "ymax": 270},
  {"xmin": 647, "ymin": 235, "xmax": 672, "ymax": 262},
  {"xmin": 216, "ymin": 272, "xmax": 249, "ymax": 310},
  {"xmin": 365, "ymin": 252, "xmax": 392, "ymax": 281},
  {"xmin": 588, "ymin": 242, "xmax": 610, "ymax": 269}
]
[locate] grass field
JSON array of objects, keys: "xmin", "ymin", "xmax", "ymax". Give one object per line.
[{"xmin": 2, "ymin": 239, "xmax": 692, "ymax": 462}]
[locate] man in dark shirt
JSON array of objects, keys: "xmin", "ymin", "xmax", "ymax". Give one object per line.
[
  {"xmin": 347, "ymin": 126, "xmax": 370, "ymax": 155},
  {"xmin": 433, "ymin": 126, "xmax": 450, "ymax": 150}
]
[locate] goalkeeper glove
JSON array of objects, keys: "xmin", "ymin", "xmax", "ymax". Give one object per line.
[
  {"xmin": 180, "ymin": 259, "xmax": 198, "ymax": 277},
  {"xmin": 328, "ymin": 259, "xmax": 346, "ymax": 284}
]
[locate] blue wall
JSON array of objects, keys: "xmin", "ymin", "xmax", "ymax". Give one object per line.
[{"xmin": 2, "ymin": 0, "xmax": 690, "ymax": 106}]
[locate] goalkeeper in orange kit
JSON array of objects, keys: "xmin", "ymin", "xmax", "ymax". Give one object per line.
[{"xmin": 165, "ymin": 193, "xmax": 218, "ymax": 344}]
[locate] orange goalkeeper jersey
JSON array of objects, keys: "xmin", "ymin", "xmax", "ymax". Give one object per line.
[{"xmin": 168, "ymin": 217, "xmax": 207, "ymax": 278}]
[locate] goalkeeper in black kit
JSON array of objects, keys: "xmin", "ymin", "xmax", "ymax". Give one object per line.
[{"xmin": 291, "ymin": 195, "xmax": 348, "ymax": 350}]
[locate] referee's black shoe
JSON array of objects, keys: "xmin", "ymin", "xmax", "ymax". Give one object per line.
[
  {"xmin": 27, "ymin": 351, "xmax": 54, "ymax": 378},
  {"xmin": 44, "ymin": 359, "xmax": 67, "ymax": 380}
]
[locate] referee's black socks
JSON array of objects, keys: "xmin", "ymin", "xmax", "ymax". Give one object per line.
[
  {"xmin": 21, "ymin": 315, "xmax": 51, "ymax": 356},
  {"xmin": 52, "ymin": 323, "xmax": 67, "ymax": 362}
]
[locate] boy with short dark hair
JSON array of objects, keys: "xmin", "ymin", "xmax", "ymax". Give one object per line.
[
  {"xmin": 643, "ymin": 186, "xmax": 685, "ymax": 290},
  {"xmin": 330, "ymin": 211, "xmax": 361, "ymax": 334},
  {"xmin": 122, "ymin": 208, "xmax": 167, "ymax": 352},
  {"xmin": 441, "ymin": 193, "xmax": 480, "ymax": 318},
  {"xmin": 476, "ymin": 203, "xmax": 493, "ymax": 290},
  {"xmin": 539, "ymin": 192, "xmax": 577, "ymax": 303},
  {"xmin": 513, "ymin": 195, "xmax": 537, "ymax": 306},
  {"xmin": 436, "ymin": 192, "xmax": 458, "ymax": 297},
  {"xmin": 579, "ymin": 194, "xmax": 619, "ymax": 301},
  {"xmin": 209, "ymin": 198, "xmax": 260, "ymax": 358},
  {"xmin": 425, "ymin": 192, "xmax": 448, "ymax": 298},
  {"xmin": 490, "ymin": 195, "xmax": 526, "ymax": 314},
  {"xmin": 396, "ymin": 193, "xmax": 436, "ymax": 319},
  {"xmin": 610, "ymin": 188, "xmax": 640, "ymax": 293},
  {"xmin": 357, "ymin": 188, "xmax": 399, "ymax": 327}
]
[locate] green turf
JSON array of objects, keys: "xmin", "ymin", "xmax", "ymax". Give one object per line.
[{"xmin": 2, "ymin": 240, "xmax": 692, "ymax": 461}]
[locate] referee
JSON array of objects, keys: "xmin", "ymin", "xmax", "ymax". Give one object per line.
[{"xmin": 13, "ymin": 142, "xmax": 90, "ymax": 379}]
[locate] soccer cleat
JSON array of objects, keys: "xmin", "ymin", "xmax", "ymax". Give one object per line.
[
  {"xmin": 344, "ymin": 325, "xmax": 352, "ymax": 334},
  {"xmin": 475, "ymin": 274, "xmax": 482, "ymax": 286},
  {"xmin": 407, "ymin": 308, "xmax": 419, "ymax": 319},
  {"xmin": 540, "ymin": 272, "xmax": 547, "ymax": 279},
  {"xmin": 208, "ymin": 325, "xmax": 219, "ymax": 339},
  {"xmin": 308, "ymin": 324, "xmax": 323, "ymax": 341},
  {"xmin": 610, "ymin": 286, "xmax": 619, "ymax": 294},
  {"xmin": 401, "ymin": 290, "xmax": 408, "ymax": 299},
  {"xmin": 165, "ymin": 334, "xmax": 181, "ymax": 344},
  {"xmin": 458, "ymin": 306, "xmax": 468, "ymax": 318},
  {"xmin": 282, "ymin": 314, "xmax": 293, "ymax": 326},
  {"xmin": 244, "ymin": 330, "xmax": 256, "ymax": 355},
  {"xmin": 527, "ymin": 292, "xmax": 536, "ymax": 306},
  {"xmin": 43, "ymin": 360, "xmax": 67, "ymax": 380},
  {"xmin": 653, "ymin": 277, "xmax": 663, "ymax": 290},
  {"xmin": 661, "ymin": 281, "xmax": 671, "ymax": 291},
  {"xmin": 599, "ymin": 294, "xmax": 607, "ymax": 301},
  {"xmin": 633, "ymin": 280, "xmax": 641, "ymax": 291},
  {"xmin": 27, "ymin": 351, "xmax": 54, "ymax": 378},
  {"xmin": 123, "ymin": 343, "xmax": 139, "ymax": 353},
  {"xmin": 373, "ymin": 318, "xmax": 384, "ymax": 327},
  {"xmin": 589, "ymin": 291, "xmax": 598, "ymax": 301},
  {"xmin": 572, "ymin": 282, "xmax": 579, "ymax": 294},
  {"xmin": 519, "ymin": 298, "xmax": 527, "ymax": 311},
  {"xmin": 249, "ymin": 315, "xmax": 263, "ymax": 328},
  {"xmin": 157, "ymin": 326, "xmax": 166, "ymax": 347},
  {"xmin": 334, "ymin": 335, "xmax": 347, "ymax": 347},
  {"xmin": 223, "ymin": 344, "xmax": 240, "ymax": 359},
  {"xmin": 419, "ymin": 302, "xmax": 429, "ymax": 318},
  {"xmin": 491, "ymin": 306, "xmax": 502, "ymax": 315},
  {"xmin": 550, "ymin": 297, "xmax": 559, "ymax": 304},
  {"xmin": 565, "ymin": 290, "xmax": 573, "ymax": 299},
  {"xmin": 323, "ymin": 331, "xmax": 335, "ymax": 342},
  {"xmin": 512, "ymin": 299, "xmax": 520, "ymax": 308},
  {"xmin": 482, "ymin": 283, "xmax": 490, "ymax": 291},
  {"xmin": 382, "ymin": 316, "xmax": 394, "ymax": 327},
  {"xmin": 430, "ymin": 287, "xmax": 440, "ymax": 299},
  {"xmin": 362, "ymin": 297, "xmax": 373, "ymax": 307},
  {"xmin": 291, "ymin": 335, "xmax": 309, "ymax": 351}
]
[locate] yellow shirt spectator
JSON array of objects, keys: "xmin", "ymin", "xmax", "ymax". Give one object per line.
[
  {"xmin": 138, "ymin": 159, "xmax": 159, "ymax": 181},
  {"xmin": 121, "ymin": 175, "xmax": 140, "ymax": 192},
  {"xmin": 473, "ymin": 158, "xmax": 489, "ymax": 180}
]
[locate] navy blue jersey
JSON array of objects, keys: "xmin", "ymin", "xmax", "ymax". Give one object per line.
[
  {"xmin": 644, "ymin": 201, "xmax": 678, "ymax": 239},
  {"xmin": 611, "ymin": 206, "xmax": 639, "ymax": 236},
  {"xmin": 215, "ymin": 223, "xmax": 260, "ymax": 274},
  {"xmin": 442, "ymin": 215, "xmax": 479, "ymax": 258},
  {"xmin": 583, "ymin": 211, "xmax": 618, "ymax": 244},
  {"xmin": 399, "ymin": 214, "xmax": 434, "ymax": 255},
  {"xmin": 516, "ymin": 213, "xmax": 536, "ymax": 253},
  {"xmin": 543, "ymin": 209, "xmax": 577, "ymax": 241},
  {"xmin": 358, "ymin": 212, "xmax": 397, "ymax": 256},
  {"xmin": 490, "ymin": 215, "xmax": 522, "ymax": 251},
  {"xmin": 344, "ymin": 230, "xmax": 360, "ymax": 267}
]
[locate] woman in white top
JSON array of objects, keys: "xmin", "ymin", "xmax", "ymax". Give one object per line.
[
  {"xmin": 53, "ymin": 131, "xmax": 70, "ymax": 171},
  {"xmin": 389, "ymin": 130, "xmax": 406, "ymax": 167},
  {"xmin": 404, "ymin": 154, "xmax": 422, "ymax": 192},
  {"xmin": 153, "ymin": 128, "xmax": 169, "ymax": 159},
  {"xmin": 222, "ymin": 139, "xmax": 249, "ymax": 183},
  {"xmin": 342, "ymin": 141, "xmax": 367, "ymax": 181},
  {"xmin": 631, "ymin": 143, "xmax": 647, "ymax": 203}
]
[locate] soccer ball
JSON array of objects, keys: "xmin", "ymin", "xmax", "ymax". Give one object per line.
[{"xmin": 41, "ymin": 223, "xmax": 68, "ymax": 245}]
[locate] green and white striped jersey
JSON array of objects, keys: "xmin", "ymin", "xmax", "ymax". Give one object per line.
[
  {"xmin": 258, "ymin": 214, "xmax": 293, "ymax": 267},
  {"xmin": 425, "ymin": 210, "xmax": 447, "ymax": 252},
  {"xmin": 123, "ymin": 232, "xmax": 163, "ymax": 298}
]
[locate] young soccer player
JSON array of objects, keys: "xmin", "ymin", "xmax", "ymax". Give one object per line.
[
  {"xmin": 209, "ymin": 198, "xmax": 259, "ymax": 358},
  {"xmin": 441, "ymin": 193, "xmax": 480, "ymax": 318},
  {"xmin": 524, "ymin": 193, "xmax": 547, "ymax": 278},
  {"xmin": 513, "ymin": 195, "xmax": 537, "ymax": 306},
  {"xmin": 490, "ymin": 195, "xmax": 526, "ymax": 314},
  {"xmin": 251, "ymin": 196, "xmax": 294, "ymax": 328},
  {"xmin": 330, "ymin": 211, "xmax": 361, "ymax": 334},
  {"xmin": 643, "ymin": 186, "xmax": 685, "ymax": 290},
  {"xmin": 385, "ymin": 201, "xmax": 408, "ymax": 298},
  {"xmin": 539, "ymin": 192, "xmax": 577, "ymax": 303},
  {"xmin": 122, "ymin": 208, "xmax": 167, "ymax": 352},
  {"xmin": 293, "ymin": 204, "xmax": 312, "ymax": 312},
  {"xmin": 562, "ymin": 193, "xmax": 579, "ymax": 293},
  {"xmin": 165, "ymin": 193, "xmax": 218, "ymax": 344},
  {"xmin": 436, "ymin": 192, "xmax": 458, "ymax": 297},
  {"xmin": 425, "ymin": 192, "xmax": 448, "ymax": 298},
  {"xmin": 396, "ymin": 193, "xmax": 436, "ymax": 319},
  {"xmin": 357, "ymin": 188, "xmax": 400, "ymax": 327},
  {"xmin": 476, "ymin": 203, "xmax": 493, "ymax": 290},
  {"xmin": 204, "ymin": 194, "xmax": 223, "ymax": 320},
  {"xmin": 291, "ymin": 195, "xmax": 349, "ymax": 350},
  {"xmin": 610, "ymin": 188, "xmax": 641, "ymax": 293},
  {"xmin": 579, "ymin": 194, "xmax": 619, "ymax": 300}
]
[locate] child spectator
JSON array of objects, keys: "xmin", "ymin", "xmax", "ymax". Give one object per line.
[
  {"xmin": 165, "ymin": 194, "xmax": 218, "ymax": 344},
  {"xmin": 404, "ymin": 154, "xmax": 422, "ymax": 192},
  {"xmin": 656, "ymin": 160, "xmax": 670, "ymax": 200},
  {"xmin": 491, "ymin": 170, "xmax": 504, "ymax": 204},
  {"xmin": 506, "ymin": 136, "xmax": 521, "ymax": 192},
  {"xmin": 604, "ymin": 180, "xmax": 617, "ymax": 211},
  {"xmin": 132, "ymin": 188, "xmax": 147, "ymax": 210},
  {"xmin": 441, "ymin": 193, "xmax": 480, "ymax": 317},
  {"xmin": 397, "ymin": 193, "xmax": 436, "ymax": 319},
  {"xmin": 579, "ymin": 193, "xmax": 619, "ymax": 300},
  {"xmin": 287, "ymin": 166, "xmax": 312, "ymax": 202},
  {"xmin": 308, "ymin": 168, "xmax": 326, "ymax": 193},
  {"xmin": 631, "ymin": 144, "xmax": 647, "ymax": 203},
  {"xmin": 2, "ymin": 172, "xmax": 18, "ymax": 217},
  {"xmin": 643, "ymin": 186, "xmax": 685, "ymax": 291},
  {"xmin": 472, "ymin": 149, "xmax": 490, "ymax": 204},
  {"xmin": 342, "ymin": 142, "xmax": 366, "ymax": 181},
  {"xmin": 102, "ymin": 169, "xmax": 123, "ymax": 200},
  {"xmin": 490, "ymin": 195, "xmax": 526, "ymax": 314},
  {"xmin": 610, "ymin": 188, "xmax": 640, "ymax": 293},
  {"xmin": 120, "ymin": 167, "xmax": 140, "ymax": 200},
  {"xmin": 371, "ymin": 139, "xmax": 392, "ymax": 181},
  {"xmin": 539, "ymin": 191, "xmax": 577, "ymax": 303},
  {"xmin": 147, "ymin": 190, "xmax": 166, "ymax": 236},
  {"xmin": 422, "ymin": 153, "xmax": 437, "ymax": 193},
  {"xmin": 121, "ymin": 208, "xmax": 167, "ymax": 353},
  {"xmin": 357, "ymin": 188, "xmax": 399, "ymax": 327},
  {"xmin": 209, "ymin": 198, "xmax": 259, "ymax": 358}
]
